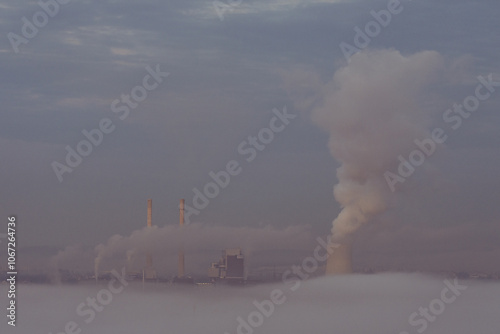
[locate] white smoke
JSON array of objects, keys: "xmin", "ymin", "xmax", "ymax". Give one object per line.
[
  {"xmin": 312, "ymin": 49, "xmax": 447, "ymax": 241},
  {"xmin": 49, "ymin": 244, "xmax": 95, "ymax": 283},
  {"xmin": 87, "ymin": 223, "xmax": 315, "ymax": 276}
]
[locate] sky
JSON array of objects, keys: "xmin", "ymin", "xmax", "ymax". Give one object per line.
[{"xmin": 1, "ymin": 0, "xmax": 500, "ymax": 274}]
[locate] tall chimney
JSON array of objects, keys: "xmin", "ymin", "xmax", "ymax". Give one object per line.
[
  {"xmin": 147, "ymin": 199, "xmax": 152, "ymax": 228},
  {"xmin": 146, "ymin": 199, "xmax": 153, "ymax": 268},
  {"xmin": 178, "ymin": 199, "xmax": 185, "ymax": 277}
]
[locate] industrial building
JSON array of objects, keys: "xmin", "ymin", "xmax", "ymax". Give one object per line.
[{"xmin": 208, "ymin": 248, "xmax": 245, "ymax": 284}]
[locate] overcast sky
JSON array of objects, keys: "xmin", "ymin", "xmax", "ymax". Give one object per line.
[{"xmin": 1, "ymin": 0, "xmax": 499, "ymax": 273}]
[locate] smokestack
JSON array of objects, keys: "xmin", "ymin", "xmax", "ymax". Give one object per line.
[
  {"xmin": 325, "ymin": 240, "xmax": 352, "ymax": 275},
  {"xmin": 178, "ymin": 199, "xmax": 185, "ymax": 277},
  {"xmin": 146, "ymin": 199, "xmax": 152, "ymax": 268},
  {"xmin": 147, "ymin": 199, "xmax": 152, "ymax": 228}
]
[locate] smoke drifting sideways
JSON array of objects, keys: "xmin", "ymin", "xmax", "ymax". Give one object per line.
[
  {"xmin": 312, "ymin": 49, "xmax": 448, "ymax": 242},
  {"xmin": 5, "ymin": 274, "xmax": 500, "ymax": 334},
  {"xmin": 50, "ymin": 224, "xmax": 316, "ymax": 279}
]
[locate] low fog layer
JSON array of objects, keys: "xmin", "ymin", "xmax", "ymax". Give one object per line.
[
  {"xmin": 53, "ymin": 224, "xmax": 317, "ymax": 278},
  {"xmin": 5, "ymin": 221, "xmax": 500, "ymax": 277},
  {"xmin": 3, "ymin": 274, "xmax": 499, "ymax": 334}
]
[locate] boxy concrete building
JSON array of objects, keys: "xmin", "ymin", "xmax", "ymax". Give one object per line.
[{"xmin": 208, "ymin": 248, "xmax": 245, "ymax": 283}]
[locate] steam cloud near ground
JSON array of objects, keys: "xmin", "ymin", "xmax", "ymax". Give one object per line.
[
  {"xmin": 4, "ymin": 274, "xmax": 499, "ymax": 334},
  {"xmin": 50, "ymin": 224, "xmax": 316, "ymax": 278}
]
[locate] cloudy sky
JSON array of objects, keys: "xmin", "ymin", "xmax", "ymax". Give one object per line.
[{"xmin": 1, "ymin": 0, "xmax": 499, "ymax": 274}]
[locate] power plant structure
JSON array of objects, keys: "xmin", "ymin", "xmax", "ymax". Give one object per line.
[
  {"xmin": 178, "ymin": 199, "xmax": 185, "ymax": 278},
  {"xmin": 208, "ymin": 248, "xmax": 245, "ymax": 284},
  {"xmin": 115, "ymin": 198, "xmax": 355, "ymax": 285},
  {"xmin": 172, "ymin": 199, "xmax": 194, "ymax": 284},
  {"xmin": 93, "ymin": 197, "xmax": 359, "ymax": 286},
  {"xmin": 325, "ymin": 239, "xmax": 353, "ymax": 275},
  {"xmin": 137, "ymin": 198, "xmax": 340, "ymax": 282},
  {"xmin": 146, "ymin": 198, "xmax": 152, "ymax": 268},
  {"xmin": 143, "ymin": 199, "xmax": 157, "ymax": 280}
]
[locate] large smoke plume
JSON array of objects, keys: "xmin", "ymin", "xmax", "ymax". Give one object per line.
[{"xmin": 312, "ymin": 49, "xmax": 447, "ymax": 272}]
